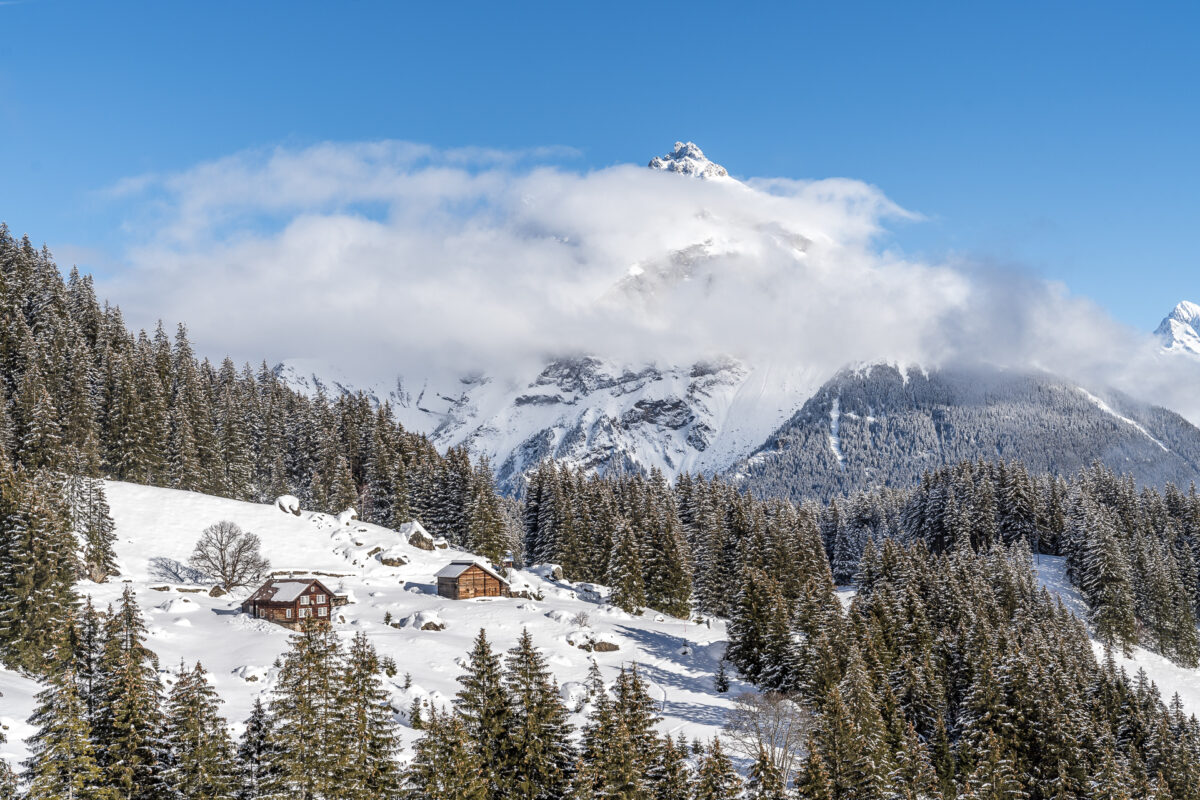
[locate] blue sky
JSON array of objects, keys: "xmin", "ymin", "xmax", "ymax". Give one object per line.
[{"xmin": 1, "ymin": 0, "xmax": 1197, "ymax": 330}]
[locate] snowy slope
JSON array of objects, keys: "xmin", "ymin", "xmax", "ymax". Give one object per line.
[
  {"xmin": 1156, "ymin": 300, "xmax": 1200, "ymax": 357},
  {"xmin": 1035, "ymin": 555, "xmax": 1200, "ymax": 711},
  {"xmin": 0, "ymin": 482, "xmax": 744, "ymax": 770}
]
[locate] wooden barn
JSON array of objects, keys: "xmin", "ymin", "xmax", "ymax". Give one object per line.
[
  {"xmin": 241, "ymin": 578, "xmax": 340, "ymax": 629},
  {"xmin": 436, "ymin": 560, "xmax": 511, "ymax": 600}
]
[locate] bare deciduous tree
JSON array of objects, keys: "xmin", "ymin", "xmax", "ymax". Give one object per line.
[
  {"xmin": 722, "ymin": 691, "xmax": 813, "ymax": 786},
  {"xmin": 188, "ymin": 521, "xmax": 270, "ymax": 591}
]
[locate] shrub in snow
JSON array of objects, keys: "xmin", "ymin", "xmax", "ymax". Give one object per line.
[{"xmin": 275, "ymin": 494, "xmax": 302, "ymax": 515}]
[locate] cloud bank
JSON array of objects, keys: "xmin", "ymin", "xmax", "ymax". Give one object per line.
[{"xmin": 98, "ymin": 140, "xmax": 1200, "ymax": 423}]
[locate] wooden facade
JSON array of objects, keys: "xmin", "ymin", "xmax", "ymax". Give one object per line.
[
  {"xmin": 436, "ymin": 560, "xmax": 510, "ymax": 600},
  {"xmin": 240, "ymin": 578, "xmax": 340, "ymax": 629}
]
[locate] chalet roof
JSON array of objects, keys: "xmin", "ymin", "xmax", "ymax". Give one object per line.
[
  {"xmin": 250, "ymin": 578, "xmax": 331, "ymax": 604},
  {"xmin": 435, "ymin": 559, "xmax": 509, "ymax": 584}
]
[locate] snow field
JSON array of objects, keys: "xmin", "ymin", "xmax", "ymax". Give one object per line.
[{"xmin": 1, "ymin": 481, "xmax": 747, "ymax": 768}]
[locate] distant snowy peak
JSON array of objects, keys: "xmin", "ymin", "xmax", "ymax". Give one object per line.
[
  {"xmin": 1155, "ymin": 301, "xmax": 1200, "ymax": 357},
  {"xmin": 648, "ymin": 141, "xmax": 729, "ymax": 179}
]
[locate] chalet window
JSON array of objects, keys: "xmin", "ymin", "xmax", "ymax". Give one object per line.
[
  {"xmin": 300, "ymin": 596, "xmax": 310, "ymax": 606},
  {"xmin": 318, "ymin": 607, "xmax": 328, "ymax": 617},
  {"xmin": 314, "ymin": 594, "xmax": 326, "ymax": 603},
  {"xmin": 286, "ymin": 609, "xmax": 293, "ymax": 619}
]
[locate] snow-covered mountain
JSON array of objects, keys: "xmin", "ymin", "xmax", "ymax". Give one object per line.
[
  {"xmin": 1156, "ymin": 300, "xmax": 1200, "ymax": 357},
  {"xmin": 647, "ymin": 141, "xmax": 731, "ymax": 179},
  {"xmin": 0, "ymin": 482, "xmax": 740, "ymax": 766},
  {"xmin": 273, "ymin": 142, "xmax": 835, "ymax": 492}
]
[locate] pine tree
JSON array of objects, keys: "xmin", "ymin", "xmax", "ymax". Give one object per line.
[
  {"xmin": 607, "ymin": 519, "xmax": 646, "ymax": 614},
  {"xmin": 503, "ymin": 628, "xmax": 574, "ymax": 800},
  {"xmin": 0, "ymin": 463, "xmax": 80, "ymax": 673},
  {"xmin": 264, "ymin": 622, "xmax": 347, "ymax": 800},
  {"xmin": 235, "ymin": 698, "xmax": 277, "ymax": 800},
  {"xmin": 745, "ymin": 746, "xmax": 787, "ymax": 800},
  {"xmin": 339, "ymin": 632, "xmax": 403, "ymax": 800},
  {"xmin": 162, "ymin": 661, "xmax": 237, "ymax": 800},
  {"xmin": 94, "ymin": 586, "xmax": 166, "ymax": 800},
  {"xmin": 692, "ymin": 738, "xmax": 741, "ymax": 800},
  {"xmin": 648, "ymin": 734, "xmax": 692, "ymax": 800},
  {"xmin": 22, "ymin": 662, "xmax": 115, "ymax": 800},
  {"xmin": 403, "ymin": 705, "xmax": 487, "ymax": 800},
  {"xmin": 454, "ymin": 629, "xmax": 512, "ymax": 800}
]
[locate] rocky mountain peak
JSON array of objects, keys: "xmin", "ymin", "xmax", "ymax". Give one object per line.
[
  {"xmin": 648, "ymin": 141, "xmax": 729, "ymax": 179},
  {"xmin": 1156, "ymin": 300, "xmax": 1200, "ymax": 356}
]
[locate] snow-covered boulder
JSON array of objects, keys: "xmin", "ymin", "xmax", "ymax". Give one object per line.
[
  {"xmin": 336, "ymin": 508, "xmax": 358, "ymax": 526},
  {"xmin": 397, "ymin": 610, "xmax": 446, "ymax": 631},
  {"xmin": 399, "ymin": 521, "xmax": 435, "ymax": 551},
  {"xmin": 566, "ymin": 629, "xmax": 620, "ymax": 653},
  {"xmin": 529, "ymin": 564, "xmax": 564, "ymax": 581},
  {"xmin": 275, "ymin": 494, "xmax": 301, "ymax": 515},
  {"xmin": 375, "ymin": 545, "xmax": 410, "ymax": 568}
]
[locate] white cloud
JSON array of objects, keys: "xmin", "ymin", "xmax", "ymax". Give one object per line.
[{"xmin": 98, "ymin": 140, "xmax": 1200, "ymax": 424}]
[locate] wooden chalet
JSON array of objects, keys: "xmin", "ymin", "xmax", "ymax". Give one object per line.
[
  {"xmin": 241, "ymin": 578, "xmax": 340, "ymax": 629},
  {"xmin": 436, "ymin": 560, "xmax": 511, "ymax": 600}
]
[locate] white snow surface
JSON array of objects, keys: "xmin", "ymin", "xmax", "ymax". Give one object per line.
[
  {"xmin": 1035, "ymin": 554, "xmax": 1200, "ymax": 712},
  {"xmin": 0, "ymin": 481, "xmax": 745, "ymax": 769},
  {"xmin": 1075, "ymin": 387, "xmax": 1170, "ymax": 452},
  {"xmin": 1156, "ymin": 301, "xmax": 1200, "ymax": 357}
]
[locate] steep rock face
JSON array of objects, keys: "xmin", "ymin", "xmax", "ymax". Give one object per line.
[
  {"xmin": 1157, "ymin": 301, "xmax": 1200, "ymax": 357},
  {"xmin": 647, "ymin": 141, "xmax": 730, "ymax": 179},
  {"xmin": 733, "ymin": 364, "xmax": 1200, "ymax": 502}
]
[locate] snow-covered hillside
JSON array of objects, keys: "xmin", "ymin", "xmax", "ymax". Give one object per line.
[
  {"xmin": 1157, "ymin": 300, "xmax": 1200, "ymax": 357},
  {"xmin": 0, "ymin": 482, "xmax": 742, "ymax": 768},
  {"xmin": 1035, "ymin": 555, "xmax": 1200, "ymax": 710}
]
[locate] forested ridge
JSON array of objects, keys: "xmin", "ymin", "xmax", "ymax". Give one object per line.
[{"xmin": 7, "ymin": 225, "xmax": 1200, "ymax": 797}]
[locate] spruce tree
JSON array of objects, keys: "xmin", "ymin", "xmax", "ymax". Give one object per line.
[
  {"xmin": 403, "ymin": 705, "xmax": 487, "ymax": 800},
  {"xmin": 503, "ymin": 628, "xmax": 574, "ymax": 800},
  {"xmin": 94, "ymin": 586, "xmax": 165, "ymax": 800},
  {"xmin": 162, "ymin": 661, "xmax": 237, "ymax": 800},
  {"xmin": 454, "ymin": 629, "xmax": 512, "ymax": 800},
  {"xmin": 692, "ymin": 738, "xmax": 741, "ymax": 800},
  {"xmin": 264, "ymin": 622, "xmax": 347, "ymax": 800},
  {"xmin": 22, "ymin": 662, "xmax": 115, "ymax": 800},
  {"xmin": 235, "ymin": 698, "xmax": 277, "ymax": 800},
  {"xmin": 340, "ymin": 632, "xmax": 403, "ymax": 800}
]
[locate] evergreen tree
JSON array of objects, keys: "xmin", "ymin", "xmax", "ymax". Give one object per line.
[
  {"xmin": 94, "ymin": 586, "xmax": 165, "ymax": 800},
  {"xmin": 263, "ymin": 622, "xmax": 347, "ymax": 800},
  {"xmin": 22, "ymin": 663, "xmax": 115, "ymax": 800},
  {"xmin": 503, "ymin": 629, "xmax": 574, "ymax": 800},
  {"xmin": 235, "ymin": 699, "xmax": 277, "ymax": 800},
  {"xmin": 454, "ymin": 630, "xmax": 512, "ymax": 800},
  {"xmin": 403, "ymin": 705, "xmax": 487, "ymax": 800},
  {"xmin": 692, "ymin": 738, "xmax": 741, "ymax": 800},
  {"xmin": 162, "ymin": 661, "xmax": 237, "ymax": 800},
  {"xmin": 340, "ymin": 632, "xmax": 403, "ymax": 800}
]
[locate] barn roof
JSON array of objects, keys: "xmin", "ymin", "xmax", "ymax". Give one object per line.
[{"xmin": 435, "ymin": 559, "xmax": 509, "ymax": 584}]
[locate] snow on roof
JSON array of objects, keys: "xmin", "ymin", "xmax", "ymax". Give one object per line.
[
  {"xmin": 434, "ymin": 559, "xmax": 509, "ymax": 584},
  {"xmin": 252, "ymin": 578, "xmax": 331, "ymax": 603},
  {"xmin": 266, "ymin": 580, "xmax": 317, "ymax": 603}
]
